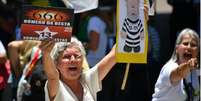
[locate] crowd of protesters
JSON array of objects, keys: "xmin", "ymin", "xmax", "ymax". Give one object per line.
[{"xmin": 0, "ymin": 0, "xmax": 200, "ymax": 101}]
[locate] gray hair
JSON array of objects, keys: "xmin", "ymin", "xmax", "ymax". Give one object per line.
[
  {"xmin": 51, "ymin": 37, "xmax": 86, "ymax": 62},
  {"xmin": 169, "ymin": 28, "xmax": 200, "ymax": 62}
]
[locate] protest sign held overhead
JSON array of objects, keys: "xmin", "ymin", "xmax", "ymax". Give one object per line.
[{"xmin": 21, "ymin": 5, "xmax": 74, "ymax": 42}]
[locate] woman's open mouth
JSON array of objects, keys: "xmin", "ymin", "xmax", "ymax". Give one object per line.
[
  {"xmin": 68, "ymin": 66, "xmax": 78, "ymax": 71},
  {"xmin": 183, "ymin": 53, "xmax": 192, "ymax": 60}
]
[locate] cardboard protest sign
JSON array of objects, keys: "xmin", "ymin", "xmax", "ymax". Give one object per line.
[
  {"xmin": 21, "ymin": 5, "xmax": 74, "ymax": 42},
  {"xmin": 116, "ymin": 0, "xmax": 148, "ymax": 63}
]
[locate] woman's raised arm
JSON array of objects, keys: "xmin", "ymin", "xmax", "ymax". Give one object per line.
[
  {"xmin": 96, "ymin": 44, "xmax": 116, "ymax": 81},
  {"xmin": 39, "ymin": 39, "xmax": 59, "ymax": 100}
]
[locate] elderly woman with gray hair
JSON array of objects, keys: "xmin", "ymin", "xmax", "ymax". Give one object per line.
[
  {"xmin": 152, "ymin": 28, "xmax": 200, "ymax": 101},
  {"xmin": 39, "ymin": 37, "xmax": 116, "ymax": 101}
]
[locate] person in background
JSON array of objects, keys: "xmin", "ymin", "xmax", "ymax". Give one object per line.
[
  {"xmin": 16, "ymin": 45, "xmax": 45, "ymax": 101},
  {"xmin": 7, "ymin": 40, "xmax": 41, "ymax": 101},
  {"xmin": 0, "ymin": 40, "xmax": 10, "ymax": 100},
  {"xmin": 39, "ymin": 37, "xmax": 116, "ymax": 101},
  {"xmin": 76, "ymin": 11, "xmax": 91, "ymax": 46},
  {"xmin": 86, "ymin": 9, "xmax": 109, "ymax": 67},
  {"xmin": 146, "ymin": 15, "xmax": 162, "ymax": 100},
  {"xmin": 152, "ymin": 28, "xmax": 200, "ymax": 101}
]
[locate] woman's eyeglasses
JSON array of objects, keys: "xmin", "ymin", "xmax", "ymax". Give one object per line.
[{"xmin": 63, "ymin": 54, "xmax": 82, "ymax": 60}]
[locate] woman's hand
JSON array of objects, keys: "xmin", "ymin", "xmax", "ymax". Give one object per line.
[
  {"xmin": 39, "ymin": 39, "xmax": 55, "ymax": 56},
  {"xmin": 187, "ymin": 58, "xmax": 198, "ymax": 70},
  {"xmin": 170, "ymin": 58, "xmax": 199, "ymax": 85},
  {"xmin": 144, "ymin": 2, "xmax": 149, "ymax": 21}
]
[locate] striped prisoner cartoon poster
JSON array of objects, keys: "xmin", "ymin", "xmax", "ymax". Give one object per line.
[{"xmin": 116, "ymin": 0, "xmax": 148, "ymax": 63}]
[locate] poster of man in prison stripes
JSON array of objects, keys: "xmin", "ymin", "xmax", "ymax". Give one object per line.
[{"xmin": 116, "ymin": 0, "xmax": 148, "ymax": 63}]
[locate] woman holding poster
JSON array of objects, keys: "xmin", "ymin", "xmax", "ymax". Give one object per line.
[{"xmin": 40, "ymin": 37, "xmax": 116, "ymax": 101}]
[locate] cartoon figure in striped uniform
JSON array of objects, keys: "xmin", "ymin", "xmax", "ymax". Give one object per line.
[{"xmin": 121, "ymin": 0, "xmax": 144, "ymax": 52}]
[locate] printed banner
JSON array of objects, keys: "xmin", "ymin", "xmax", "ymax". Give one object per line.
[
  {"xmin": 116, "ymin": 0, "xmax": 148, "ymax": 63},
  {"xmin": 21, "ymin": 5, "xmax": 74, "ymax": 42}
]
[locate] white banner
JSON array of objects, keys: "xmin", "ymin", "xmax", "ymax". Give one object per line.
[{"xmin": 62, "ymin": 0, "xmax": 98, "ymax": 13}]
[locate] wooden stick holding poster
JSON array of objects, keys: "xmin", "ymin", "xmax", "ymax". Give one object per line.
[
  {"xmin": 116, "ymin": 0, "xmax": 149, "ymax": 90},
  {"xmin": 121, "ymin": 63, "xmax": 130, "ymax": 90}
]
